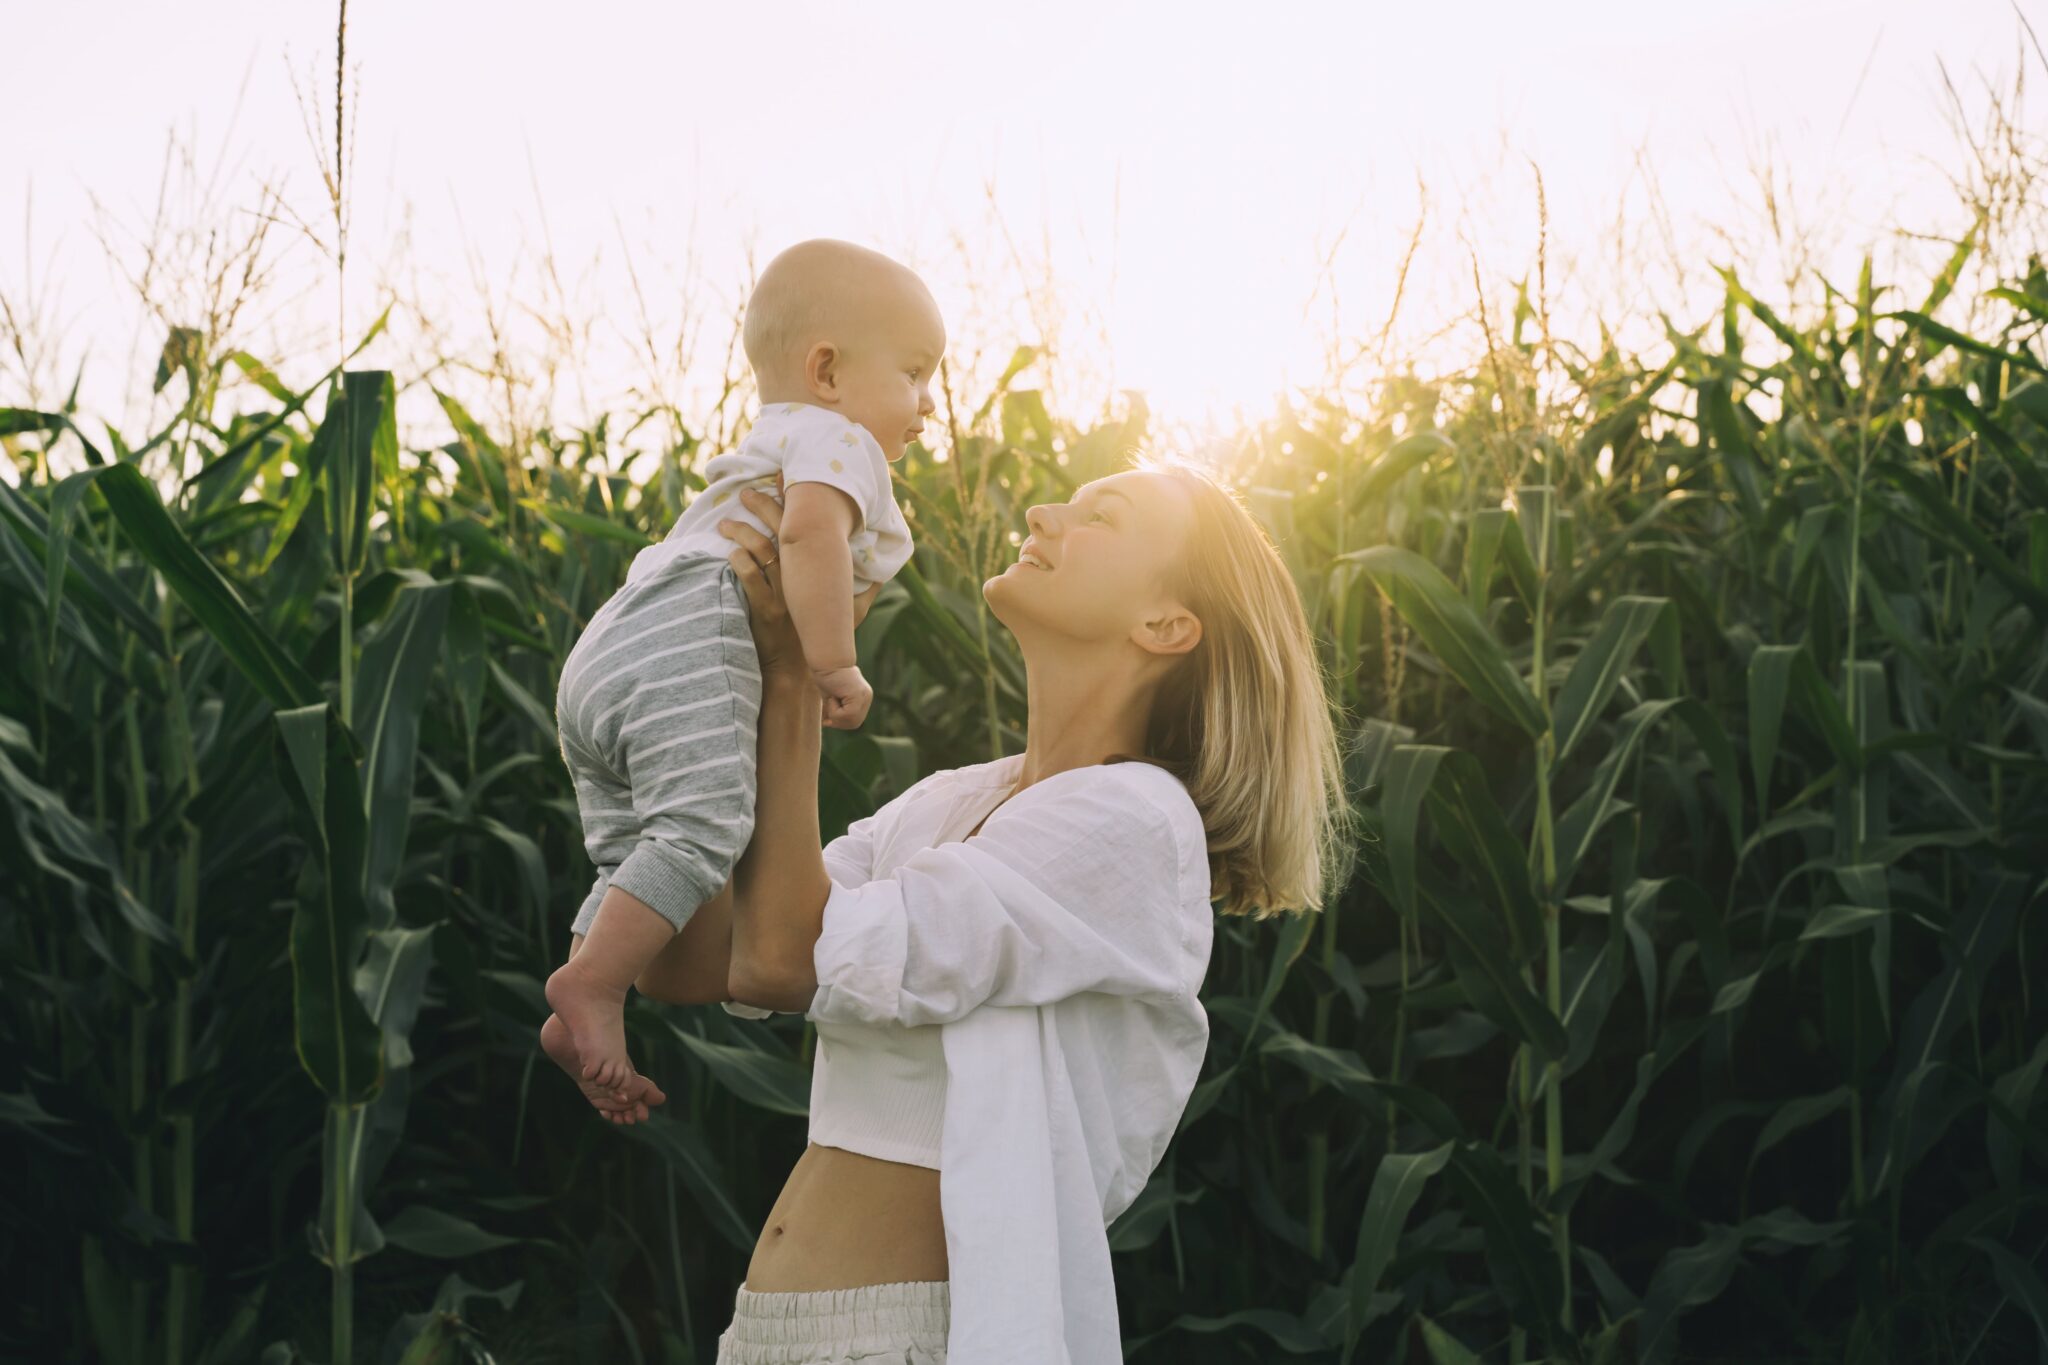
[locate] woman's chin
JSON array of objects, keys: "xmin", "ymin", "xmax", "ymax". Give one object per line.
[{"xmin": 982, "ymin": 568, "xmax": 1032, "ymax": 619}]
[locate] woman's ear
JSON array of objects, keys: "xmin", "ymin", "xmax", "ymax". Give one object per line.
[
  {"xmin": 1133, "ymin": 602, "xmax": 1201, "ymax": 658},
  {"xmin": 803, "ymin": 341, "xmax": 840, "ymax": 401}
]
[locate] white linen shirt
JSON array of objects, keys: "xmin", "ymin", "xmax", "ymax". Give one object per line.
[
  {"xmin": 627, "ymin": 400, "xmax": 914, "ymax": 590},
  {"xmin": 723, "ymin": 752, "xmax": 1216, "ymax": 1365}
]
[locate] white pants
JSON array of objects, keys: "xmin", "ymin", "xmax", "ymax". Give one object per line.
[{"xmin": 714, "ymin": 1278, "xmax": 950, "ymax": 1364}]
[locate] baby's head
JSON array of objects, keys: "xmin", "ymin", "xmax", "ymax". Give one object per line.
[{"xmin": 743, "ymin": 239, "xmax": 946, "ymax": 463}]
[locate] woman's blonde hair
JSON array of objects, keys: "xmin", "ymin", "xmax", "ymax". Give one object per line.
[{"xmin": 1122, "ymin": 456, "xmax": 1351, "ymax": 920}]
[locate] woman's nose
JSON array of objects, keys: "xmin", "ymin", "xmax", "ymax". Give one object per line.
[{"xmin": 1024, "ymin": 503, "xmax": 1056, "ymax": 538}]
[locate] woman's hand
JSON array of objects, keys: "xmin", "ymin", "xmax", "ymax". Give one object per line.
[{"xmin": 720, "ymin": 479, "xmax": 884, "ymax": 686}]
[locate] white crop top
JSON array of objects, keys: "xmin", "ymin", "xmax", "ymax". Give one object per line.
[
  {"xmin": 805, "ymin": 1014, "xmax": 948, "ymax": 1167},
  {"xmin": 722, "ymin": 761, "xmax": 1015, "ymax": 1168}
]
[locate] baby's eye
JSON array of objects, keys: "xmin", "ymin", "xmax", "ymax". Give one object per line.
[
  {"xmin": 907, "ymin": 368, "xmax": 921, "ymax": 381},
  {"xmin": 1089, "ymin": 510, "xmax": 1109, "ymax": 524}
]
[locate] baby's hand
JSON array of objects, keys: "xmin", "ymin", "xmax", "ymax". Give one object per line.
[{"xmin": 813, "ymin": 664, "xmax": 873, "ymax": 730}]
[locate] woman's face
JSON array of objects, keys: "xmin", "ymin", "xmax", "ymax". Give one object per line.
[{"xmin": 984, "ymin": 469, "xmax": 1200, "ymax": 648}]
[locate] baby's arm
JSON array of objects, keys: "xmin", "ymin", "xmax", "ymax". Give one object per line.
[{"xmin": 778, "ymin": 481, "xmax": 872, "ymax": 727}]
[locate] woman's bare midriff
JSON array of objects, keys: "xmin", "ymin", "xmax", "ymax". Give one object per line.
[{"xmin": 741, "ymin": 1141, "xmax": 948, "ymax": 1291}]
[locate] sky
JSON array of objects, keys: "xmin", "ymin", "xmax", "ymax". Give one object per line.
[{"xmin": 2, "ymin": 0, "xmax": 2041, "ymax": 464}]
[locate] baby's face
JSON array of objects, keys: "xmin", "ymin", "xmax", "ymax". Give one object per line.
[{"xmin": 835, "ymin": 290, "xmax": 945, "ymax": 463}]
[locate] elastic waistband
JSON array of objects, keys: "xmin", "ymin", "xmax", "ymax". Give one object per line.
[
  {"xmin": 720, "ymin": 1278, "xmax": 949, "ymax": 1362},
  {"xmin": 628, "ymin": 546, "xmax": 736, "ymax": 588}
]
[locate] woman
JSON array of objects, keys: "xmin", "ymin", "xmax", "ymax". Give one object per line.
[{"xmin": 636, "ymin": 456, "xmax": 1346, "ymax": 1364}]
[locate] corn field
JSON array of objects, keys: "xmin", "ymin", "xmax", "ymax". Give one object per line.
[{"xmin": 4, "ymin": 86, "xmax": 2048, "ymax": 1365}]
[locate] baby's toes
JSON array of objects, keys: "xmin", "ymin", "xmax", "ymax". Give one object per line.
[{"xmin": 613, "ymin": 1071, "xmax": 666, "ymax": 1110}]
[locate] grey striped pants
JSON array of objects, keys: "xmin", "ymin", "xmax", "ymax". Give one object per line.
[{"xmin": 554, "ymin": 554, "xmax": 761, "ymax": 936}]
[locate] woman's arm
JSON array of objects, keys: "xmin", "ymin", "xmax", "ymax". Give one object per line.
[
  {"xmin": 718, "ymin": 486, "xmax": 864, "ymax": 1013},
  {"xmin": 728, "ymin": 670, "xmax": 835, "ymax": 1010}
]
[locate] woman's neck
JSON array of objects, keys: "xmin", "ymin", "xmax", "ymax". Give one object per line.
[{"xmin": 1012, "ymin": 641, "xmax": 1157, "ymax": 793}]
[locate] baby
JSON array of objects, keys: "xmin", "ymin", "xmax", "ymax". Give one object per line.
[{"xmin": 540, "ymin": 239, "xmax": 942, "ymax": 1116}]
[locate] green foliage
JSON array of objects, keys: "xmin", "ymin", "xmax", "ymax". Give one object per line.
[{"xmin": 2, "ymin": 239, "xmax": 2046, "ymax": 1365}]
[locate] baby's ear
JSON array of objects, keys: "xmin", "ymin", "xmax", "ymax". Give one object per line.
[{"xmin": 804, "ymin": 341, "xmax": 839, "ymax": 398}]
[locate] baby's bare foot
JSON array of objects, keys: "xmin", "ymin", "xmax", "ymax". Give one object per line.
[
  {"xmin": 601, "ymin": 1070, "xmax": 670, "ymax": 1126},
  {"xmin": 541, "ymin": 1012, "xmax": 638, "ymax": 1117},
  {"xmin": 544, "ymin": 956, "xmax": 633, "ymax": 1090}
]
